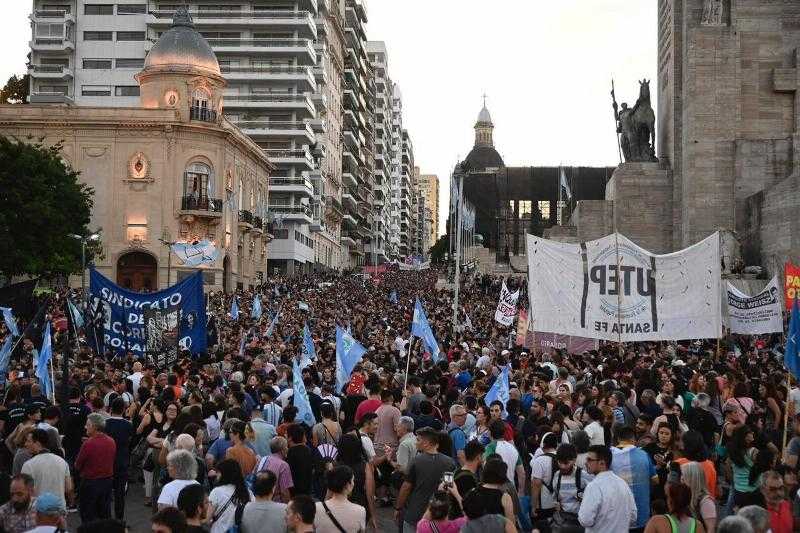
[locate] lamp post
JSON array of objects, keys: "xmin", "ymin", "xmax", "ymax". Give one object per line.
[
  {"xmin": 69, "ymin": 232, "xmax": 100, "ymax": 298},
  {"xmin": 452, "ymin": 164, "xmax": 465, "ymax": 335},
  {"xmin": 158, "ymin": 238, "xmax": 176, "ymax": 288}
]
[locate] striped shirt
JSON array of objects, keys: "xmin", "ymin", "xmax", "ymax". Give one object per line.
[
  {"xmin": 552, "ymin": 467, "xmax": 593, "ymax": 514},
  {"xmin": 262, "ymin": 402, "xmax": 283, "ymax": 428}
]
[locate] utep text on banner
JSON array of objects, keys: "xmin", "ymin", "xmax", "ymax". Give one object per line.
[
  {"xmin": 89, "ymin": 268, "xmax": 207, "ymax": 355},
  {"xmin": 785, "ymin": 262, "xmax": 800, "ymax": 310},
  {"xmin": 725, "ymin": 277, "xmax": 783, "ymax": 335},
  {"xmin": 526, "ymin": 232, "xmax": 722, "ymax": 342},
  {"xmin": 494, "ymin": 280, "xmax": 520, "ymax": 326}
]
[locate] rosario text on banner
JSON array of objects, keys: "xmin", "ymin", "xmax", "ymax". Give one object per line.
[{"xmin": 526, "ymin": 232, "xmax": 721, "ymax": 342}]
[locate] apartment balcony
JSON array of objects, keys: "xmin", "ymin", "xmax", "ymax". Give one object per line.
[
  {"xmin": 31, "ymin": 9, "xmax": 75, "ymax": 24},
  {"xmin": 224, "ymin": 94, "xmax": 315, "ymax": 118},
  {"xmin": 308, "ymin": 118, "xmax": 327, "ymax": 134},
  {"xmin": 177, "ymin": 196, "xmax": 223, "ymax": 223},
  {"xmin": 311, "ymin": 92, "xmax": 327, "ymax": 109},
  {"xmin": 268, "ymin": 177, "xmax": 314, "ymax": 197},
  {"xmin": 30, "ymin": 36, "xmax": 74, "ymax": 53},
  {"xmin": 342, "ymin": 213, "xmax": 358, "ymax": 228},
  {"xmin": 264, "ymin": 149, "xmax": 315, "ymax": 170},
  {"xmin": 343, "ymin": 129, "xmax": 359, "ymax": 150},
  {"xmin": 340, "ymin": 233, "xmax": 357, "ymax": 247},
  {"xmin": 342, "ymin": 151, "xmax": 357, "ymax": 172},
  {"xmin": 234, "ymin": 121, "xmax": 315, "ymax": 143},
  {"xmin": 341, "ymin": 190, "xmax": 357, "ymax": 210},
  {"xmin": 220, "ymin": 65, "xmax": 315, "ymax": 92},
  {"xmin": 268, "ymin": 204, "xmax": 313, "ymax": 223},
  {"xmin": 324, "ymin": 195, "xmax": 343, "ymax": 217},
  {"xmin": 28, "ymin": 65, "xmax": 73, "ymax": 80},
  {"xmin": 312, "ymin": 67, "xmax": 329, "ymax": 87},
  {"xmin": 28, "ymin": 92, "xmax": 73, "ymax": 105},
  {"xmin": 208, "ymin": 38, "xmax": 316, "ymax": 64},
  {"xmin": 149, "ymin": 10, "xmax": 317, "ymax": 39},
  {"xmin": 238, "ymin": 209, "xmax": 254, "ymax": 230},
  {"xmin": 342, "ymin": 172, "xmax": 357, "ymax": 188}
]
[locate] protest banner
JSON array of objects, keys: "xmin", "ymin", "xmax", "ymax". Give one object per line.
[
  {"xmin": 516, "ymin": 308, "xmax": 529, "ymax": 346},
  {"xmin": 725, "ymin": 277, "xmax": 783, "ymax": 335},
  {"xmin": 527, "ymin": 232, "xmax": 721, "ymax": 342},
  {"xmin": 785, "ymin": 262, "xmax": 800, "ymax": 310},
  {"xmin": 494, "ymin": 280, "xmax": 520, "ymax": 326},
  {"xmin": 89, "ymin": 268, "xmax": 206, "ymax": 355},
  {"xmin": 144, "ymin": 306, "xmax": 181, "ymax": 370},
  {"xmin": 531, "ymin": 331, "xmax": 599, "ymax": 354}
]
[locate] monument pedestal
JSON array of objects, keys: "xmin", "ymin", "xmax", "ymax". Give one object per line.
[{"xmin": 605, "ymin": 162, "xmax": 673, "ymax": 253}]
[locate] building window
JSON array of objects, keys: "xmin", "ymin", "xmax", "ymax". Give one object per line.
[
  {"xmin": 39, "ymin": 85, "xmax": 68, "ymax": 95},
  {"xmin": 36, "ymin": 23, "xmax": 64, "ymax": 38},
  {"xmin": 84, "ymin": 4, "xmax": 114, "ymax": 15},
  {"xmin": 518, "ymin": 200, "xmax": 532, "ymax": 219},
  {"xmin": 116, "ymin": 4, "xmax": 146, "ymax": 14},
  {"xmin": 184, "ymin": 163, "xmax": 211, "ymax": 202},
  {"xmin": 538, "ymin": 201, "xmax": 550, "ymax": 220},
  {"xmin": 84, "ymin": 31, "xmax": 112, "ymax": 41},
  {"xmin": 274, "ymin": 229, "xmax": 289, "ymax": 239},
  {"xmin": 81, "ymin": 85, "xmax": 111, "ymax": 96},
  {"xmin": 116, "ymin": 31, "xmax": 146, "ymax": 41},
  {"xmin": 115, "ymin": 58, "xmax": 144, "ymax": 69},
  {"xmin": 42, "ymin": 4, "xmax": 71, "ymax": 13},
  {"xmin": 83, "ymin": 59, "xmax": 112, "ymax": 69},
  {"xmin": 115, "ymin": 86, "xmax": 140, "ymax": 97}
]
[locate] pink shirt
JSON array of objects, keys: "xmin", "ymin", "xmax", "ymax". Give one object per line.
[{"xmin": 416, "ymin": 517, "xmax": 467, "ymax": 533}]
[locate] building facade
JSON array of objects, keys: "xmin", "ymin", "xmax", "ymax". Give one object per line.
[
  {"xmin": 419, "ymin": 172, "xmax": 439, "ymax": 251},
  {"xmin": 366, "ymin": 40, "xmax": 392, "ymax": 263},
  {"xmin": 11, "ymin": 9, "xmax": 273, "ymax": 292}
]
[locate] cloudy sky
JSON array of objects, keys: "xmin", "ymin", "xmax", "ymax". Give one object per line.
[{"xmin": 0, "ymin": 1, "xmax": 657, "ymax": 237}]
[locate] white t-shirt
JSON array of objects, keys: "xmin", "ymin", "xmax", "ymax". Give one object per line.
[
  {"xmin": 584, "ymin": 421, "xmax": 605, "ymax": 446},
  {"xmin": 209, "ymin": 484, "xmax": 253, "ymax": 533},
  {"xmin": 494, "ymin": 440, "xmax": 520, "ymax": 488},
  {"xmin": 158, "ymin": 479, "xmax": 199, "ymax": 507},
  {"xmin": 394, "ymin": 336, "xmax": 408, "ymax": 357},
  {"xmin": 531, "ymin": 452, "xmax": 556, "ymax": 510},
  {"xmin": 276, "ymin": 389, "xmax": 294, "ymax": 408},
  {"xmin": 359, "ymin": 434, "xmax": 376, "ymax": 461},
  {"xmin": 128, "ymin": 371, "xmax": 144, "ymax": 392},
  {"xmin": 21, "ymin": 453, "xmax": 70, "ymax": 504},
  {"xmin": 476, "ymin": 355, "xmax": 491, "ymax": 369}
]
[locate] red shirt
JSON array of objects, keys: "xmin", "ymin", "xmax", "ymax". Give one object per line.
[
  {"xmin": 346, "ymin": 374, "xmax": 365, "ymax": 396},
  {"xmin": 355, "ymin": 398, "xmax": 382, "ymax": 424},
  {"xmin": 767, "ymin": 500, "xmax": 793, "ymax": 533},
  {"xmin": 76, "ymin": 433, "xmax": 116, "ymax": 479}
]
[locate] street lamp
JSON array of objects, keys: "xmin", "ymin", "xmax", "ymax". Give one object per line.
[
  {"xmin": 158, "ymin": 238, "xmax": 176, "ymax": 287},
  {"xmin": 69, "ymin": 232, "xmax": 100, "ymax": 298}
]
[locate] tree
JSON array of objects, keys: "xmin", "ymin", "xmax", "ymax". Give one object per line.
[
  {"xmin": 429, "ymin": 234, "xmax": 450, "ymax": 264},
  {"xmin": 0, "ymin": 74, "xmax": 30, "ymax": 104},
  {"xmin": 0, "ymin": 136, "xmax": 95, "ymax": 279}
]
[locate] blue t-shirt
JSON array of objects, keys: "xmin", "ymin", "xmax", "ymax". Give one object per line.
[
  {"xmin": 447, "ymin": 423, "xmax": 467, "ymax": 460},
  {"xmin": 456, "ymin": 371, "xmax": 472, "ymax": 390},
  {"xmin": 611, "ymin": 445, "xmax": 656, "ymax": 529}
]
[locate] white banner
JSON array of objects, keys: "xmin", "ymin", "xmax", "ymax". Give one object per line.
[
  {"xmin": 494, "ymin": 280, "xmax": 520, "ymax": 326},
  {"xmin": 526, "ymin": 232, "xmax": 722, "ymax": 342},
  {"xmin": 725, "ymin": 277, "xmax": 783, "ymax": 334}
]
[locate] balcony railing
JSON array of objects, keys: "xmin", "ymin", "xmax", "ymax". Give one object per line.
[
  {"xmin": 181, "ymin": 196, "xmax": 222, "ymax": 212},
  {"xmin": 269, "ymin": 177, "xmax": 313, "ymax": 189},
  {"xmin": 206, "ymin": 38, "xmax": 312, "ymax": 49},
  {"xmin": 221, "ymin": 65, "xmax": 312, "ymax": 75},
  {"xmin": 150, "ymin": 10, "xmax": 314, "ymax": 21},
  {"xmin": 190, "ymin": 106, "xmax": 217, "ymax": 122},
  {"xmin": 31, "ymin": 65, "xmax": 68, "ymax": 73},
  {"xmin": 225, "ymin": 94, "xmax": 312, "ymax": 105},
  {"xmin": 35, "ymin": 9, "xmax": 71, "ymax": 17},
  {"xmin": 238, "ymin": 210, "xmax": 254, "ymax": 225},
  {"xmin": 234, "ymin": 121, "xmax": 313, "ymax": 133},
  {"xmin": 32, "ymin": 37, "xmax": 70, "ymax": 46},
  {"xmin": 264, "ymin": 149, "xmax": 312, "ymax": 160},
  {"xmin": 269, "ymin": 205, "xmax": 312, "ymax": 217}
]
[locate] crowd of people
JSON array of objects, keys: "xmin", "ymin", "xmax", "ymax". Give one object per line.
[{"xmin": 0, "ymin": 266, "xmax": 797, "ymax": 533}]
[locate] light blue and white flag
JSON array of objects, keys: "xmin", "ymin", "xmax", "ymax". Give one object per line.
[
  {"xmin": 785, "ymin": 298, "xmax": 800, "ymax": 382},
  {"xmin": 238, "ymin": 333, "xmax": 246, "ymax": 357},
  {"xmin": 171, "ymin": 239, "xmax": 220, "ymax": 267},
  {"xmin": 36, "ymin": 322, "xmax": 54, "ymax": 399},
  {"xmin": 336, "ymin": 325, "xmax": 367, "ymax": 393},
  {"xmin": 298, "ymin": 302, "xmax": 309, "ymax": 312},
  {"xmin": 300, "ymin": 322, "xmax": 315, "ymax": 369},
  {"xmin": 292, "ymin": 359, "xmax": 316, "ymax": 427},
  {"xmin": 265, "ymin": 310, "xmax": 280, "ymax": 338},
  {"xmin": 251, "ymin": 295, "xmax": 263, "ymax": 320},
  {"xmin": 389, "ymin": 290, "xmax": 398, "ymax": 304},
  {"xmin": 411, "ymin": 298, "xmax": 441, "ymax": 363},
  {"xmin": 484, "ymin": 365, "xmax": 510, "ymax": 409},
  {"xmin": 67, "ymin": 298, "xmax": 84, "ymax": 329},
  {"xmin": 0, "ymin": 308, "xmax": 19, "ymax": 337},
  {"xmin": 0, "ymin": 336, "xmax": 13, "ymax": 384},
  {"xmin": 230, "ymin": 296, "xmax": 240, "ymax": 320}
]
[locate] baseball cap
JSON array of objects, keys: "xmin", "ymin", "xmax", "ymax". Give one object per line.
[{"xmin": 35, "ymin": 493, "xmax": 65, "ymax": 515}]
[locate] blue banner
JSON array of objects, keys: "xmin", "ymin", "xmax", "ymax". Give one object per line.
[{"xmin": 89, "ymin": 268, "xmax": 207, "ymax": 355}]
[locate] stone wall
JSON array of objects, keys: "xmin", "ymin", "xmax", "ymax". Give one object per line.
[{"xmin": 572, "ymin": 200, "xmax": 613, "ymax": 243}]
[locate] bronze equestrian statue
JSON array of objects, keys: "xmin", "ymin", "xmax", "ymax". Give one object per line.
[{"xmin": 612, "ymin": 79, "xmax": 658, "ymax": 162}]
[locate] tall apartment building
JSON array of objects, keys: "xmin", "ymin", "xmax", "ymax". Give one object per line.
[
  {"xmin": 366, "ymin": 40, "xmax": 393, "ymax": 262},
  {"xmin": 26, "ymin": 0, "xmax": 343, "ymax": 275},
  {"xmin": 398, "ymin": 125, "xmax": 414, "ymax": 258},
  {"xmin": 418, "ymin": 172, "xmax": 439, "ymax": 251}
]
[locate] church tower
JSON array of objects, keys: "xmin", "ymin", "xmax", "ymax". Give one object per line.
[{"xmin": 474, "ymin": 100, "xmax": 495, "ymax": 147}]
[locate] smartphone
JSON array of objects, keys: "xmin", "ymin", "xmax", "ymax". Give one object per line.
[
  {"xmin": 442, "ymin": 471, "xmax": 454, "ymax": 485},
  {"xmin": 17, "ymin": 372, "xmax": 25, "ymax": 379}
]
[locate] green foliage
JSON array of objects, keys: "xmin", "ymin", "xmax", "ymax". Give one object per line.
[
  {"xmin": 0, "ymin": 74, "xmax": 30, "ymax": 104},
  {"xmin": 0, "ymin": 136, "xmax": 95, "ymax": 279},
  {"xmin": 429, "ymin": 234, "xmax": 450, "ymax": 263}
]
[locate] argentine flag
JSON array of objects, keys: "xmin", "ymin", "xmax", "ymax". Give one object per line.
[{"xmin": 336, "ymin": 326, "xmax": 367, "ymax": 393}]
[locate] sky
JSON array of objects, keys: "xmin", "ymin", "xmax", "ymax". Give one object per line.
[{"xmin": 0, "ymin": 1, "xmax": 657, "ymax": 238}]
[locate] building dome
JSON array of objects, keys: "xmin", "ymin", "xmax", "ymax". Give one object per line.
[
  {"xmin": 464, "ymin": 145, "xmax": 504, "ymax": 170},
  {"xmin": 143, "ymin": 7, "xmax": 221, "ymax": 77},
  {"xmin": 477, "ymin": 105, "xmax": 492, "ymax": 124}
]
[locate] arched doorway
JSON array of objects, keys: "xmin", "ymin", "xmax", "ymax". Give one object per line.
[
  {"xmin": 222, "ymin": 255, "xmax": 231, "ymax": 294},
  {"xmin": 117, "ymin": 251, "xmax": 158, "ymax": 292}
]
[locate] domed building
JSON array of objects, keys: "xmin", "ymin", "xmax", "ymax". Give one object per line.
[
  {"xmin": 0, "ymin": 8, "xmax": 273, "ymax": 292},
  {"xmin": 453, "ymin": 100, "xmax": 614, "ymax": 271}
]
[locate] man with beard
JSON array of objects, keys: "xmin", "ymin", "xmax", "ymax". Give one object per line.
[{"xmin": 0, "ymin": 474, "xmax": 36, "ymax": 533}]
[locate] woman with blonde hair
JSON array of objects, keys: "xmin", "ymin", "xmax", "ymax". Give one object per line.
[{"xmin": 680, "ymin": 462, "xmax": 717, "ymax": 533}]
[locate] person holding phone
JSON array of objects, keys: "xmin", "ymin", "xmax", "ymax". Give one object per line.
[{"xmin": 644, "ymin": 422, "xmax": 678, "ymax": 504}]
